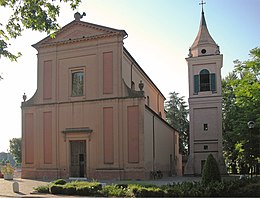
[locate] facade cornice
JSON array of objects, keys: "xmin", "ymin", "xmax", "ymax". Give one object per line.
[
  {"xmin": 21, "ymin": 95, "xmax": 144, "ymax": 108},
  {"xmin": 33, "ymin": 20, "xmax": 127, "ymax": 49},
  {"xmin": 33, "ymin": 32, "xmax": 124, "ymax": 49}
]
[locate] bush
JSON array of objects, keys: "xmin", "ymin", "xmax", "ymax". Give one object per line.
[
  {"xmin": 202, "ymin": 154, "xmax": 221, "ymax": 184},
  {"xmin": 76, "ymin": 186, "xmax": 92, "ymax": 196},
  {"xmin": 203, "ymin": 181, "xmax": 225, "ymax": 197},
  {"xmin": 52, "ymin": 178, "xmax": 66, "ymax": 185},
  {"xmin": 237, "ymin": 183, "xmax": 260, "ymax": 196},
  {"xmin": 33, "ymin": 185, "xmax": 50, "ymax": 193},
  {"xmin": 129, "ymin": 184, "xmax": 164, "ymax": 197},
  {"xmin": 63, "ymin": 185, "xmax": 76, "ymax": 195},
  {"xmin": 35, "ymin": 177, "xmax": 260, "ymax": 197},
  {"xmin": 223, "ymin": 177, "xmax": 260, "ymax": 197},
  {"xmin": 101, "ymin": 185, "xmax": 131, "ymax": 197},
  {"xmin": 49, "ymin": 184, "xmax": 64, "ymax": 194}
]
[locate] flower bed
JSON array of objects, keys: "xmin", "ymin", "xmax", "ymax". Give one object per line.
[{"xmin": 34, "ymin": 177, "xmax": 260, "ymax": 197}]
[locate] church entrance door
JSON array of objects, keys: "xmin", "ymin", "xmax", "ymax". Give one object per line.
[{"xmin": 70, "ymin": 140, "xmax": 86, "ymax": 177}]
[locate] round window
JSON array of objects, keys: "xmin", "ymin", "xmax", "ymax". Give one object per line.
[{"xmin": 201, "ymin": 49, "xmax": 206, "ymax": 54}]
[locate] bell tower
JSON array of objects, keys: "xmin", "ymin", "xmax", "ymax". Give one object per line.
[{"xmin": 184, "ymin": 2, "xmax": 226, "ymax": 175}]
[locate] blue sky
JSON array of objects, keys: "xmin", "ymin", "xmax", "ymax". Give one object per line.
[{"xmin": 0, "ymin": 0, "xmax": 259, "ymax": 152}]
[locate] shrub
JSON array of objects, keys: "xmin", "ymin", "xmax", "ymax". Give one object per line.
[
  {"xmin": 237, "ymin": 183, "xmax": 260, "ymax": 196},
  {"xmin": 33, "ymin": 185, "xmax": 50, "ymax": 193},
  {"xmin": 76, "ymin": 186, "xmax": 92, "ymax": 196},
  {"xmin": 52, "ymin": 178, "xmax": 66, "ymax": 185},
  {"xmin": 202, "ymin": 154, "xmax": 221, "ymax": 184},
  {"xmin": 35, "ymin": 176, "xmax": 260, "ymax": 197},
  {"xmin": 129, "ymin": 184, "xmax": 165, "ymax": 197},
  {"xmin": 1, "ymin": 163, "xmax": 14, "ymax": 175},
  {"xmin": 223, "ymin": 177, "xmax": 260, "ymax": 197},
  {"xmin": 49, "ymin": 184, "xmax": 64, "ymax": 194},
  {"xmin": 101, "ymin": 185, "xmax": 131, "ymax": 197},
  {"xmin": 63, "ymin": 185, "xmax": 76, "ymax": 195},
  {"xmin": 203, "ymin": 181, "xmax": 225, "ymax": 197}
]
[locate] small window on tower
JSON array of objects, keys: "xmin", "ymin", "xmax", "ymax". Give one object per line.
[
  {"xmin": 201, "ymin": 49, "xmax": 206, "ymax": 54},
  {"xmin": 204, "ymin": 145, "xmax": 208, "ymax": 150},
  {"xmin": 203, "ymin": 124, "xmax": 208, "ymax": 131}
]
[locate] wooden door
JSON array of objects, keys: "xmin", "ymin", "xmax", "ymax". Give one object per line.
[{"xmin": 70, "ymin": 140, "xmax": 86, "ymax": 177}]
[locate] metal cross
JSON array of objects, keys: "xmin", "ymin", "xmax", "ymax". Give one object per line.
[{"xmin": 199, "ymin": 0, "xmax": 206, "ymax": 11}]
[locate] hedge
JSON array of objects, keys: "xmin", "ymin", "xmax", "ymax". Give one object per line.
[{"xmin": 34, "ymin": 177, "xmax": 260, "ymax": 197}]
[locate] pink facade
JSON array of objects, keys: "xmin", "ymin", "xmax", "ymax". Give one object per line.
[
  {"xmin": 21, "ymin": 15, "xmax": 182, "ymax": 180},
  {"xmin": 127, "ymin": 106, "xmax": 139, "ymax": 163},
  {"xmin": 103, "ymin": 107, "xmax": 114, "ymax": 164}
]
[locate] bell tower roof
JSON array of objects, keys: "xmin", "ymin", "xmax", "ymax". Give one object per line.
[{"xmin": 189, "ymin": 4, "xmax": 220, "ymax": 58}]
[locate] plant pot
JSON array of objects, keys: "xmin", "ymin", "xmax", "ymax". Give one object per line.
[{"xmin": 4, "ymin": 174, "xmax": 13, "ymax": 180}]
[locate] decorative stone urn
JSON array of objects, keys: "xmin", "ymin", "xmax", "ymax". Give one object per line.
[{"xmin": 4, "ymin": 174, "xmax": 13, "ymax": 180}]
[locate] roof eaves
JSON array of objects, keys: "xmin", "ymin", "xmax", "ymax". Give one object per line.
[{"xmin": 123, "ymin": 47, "xmax": 166, "ymax": 100}]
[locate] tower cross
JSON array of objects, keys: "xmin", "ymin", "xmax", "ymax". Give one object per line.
[{"xmin": 199, "ymin": 0, "xmax": 206, "ymax": 11}]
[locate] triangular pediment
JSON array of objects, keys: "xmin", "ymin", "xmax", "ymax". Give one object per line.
[{"xmin": 33, "ymin": 20, "xmax": 127, "ymax": 48}]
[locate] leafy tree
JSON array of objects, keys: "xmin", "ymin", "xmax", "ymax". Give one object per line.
[
  {"xmin": 165, "ymin": 92, "xmax": 189, "ymax": 155},
  {"xmin": 0, "ymin": 0, "xmax": 81, "ymax": 61},
  {"xmin": 202, "ymin": 154, "xmax": 221, "ymax": 184},
  {"xmin": 9, "ymin": 138, "xmax": 22, "ymax": 164},
  {"xmin": 222, "ymin": 47, "xmax": 260, "ymax": 174}
]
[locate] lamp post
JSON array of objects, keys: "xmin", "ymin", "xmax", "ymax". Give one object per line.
[{"xmin": 247, "ymin": 121, "xmax": 255, "ymax": 178}]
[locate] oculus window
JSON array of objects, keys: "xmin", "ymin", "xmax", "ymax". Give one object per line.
[
  {"xmin": 194, "ymin": 69, "xmax": 216, "ymax": 94},
  {"xmin": 72, "ymin": 71, "xmax": 84, "ymax": 96}
]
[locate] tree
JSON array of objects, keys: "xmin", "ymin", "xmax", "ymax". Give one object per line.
[
  {"xmin": 165, "ymin": 92, "xmax": 189, "ymax": 155},
  {"xmin": 9, "ymin": 138, "xmax": 22, "ymax": 164},
  {"xmin": 222, "ymin": 47, "xmax": 260, "ymax": 174},
  {"xmin": 202, "ymin": 154, "xmax": 221, "ymax": 184},
  {"xmin": 0, "ymin": 0, "xmax": 81, "ymax": 62}
]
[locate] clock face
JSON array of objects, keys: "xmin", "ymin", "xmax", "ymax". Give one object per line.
[{"xmin": 201, "ymin": 49, "xmax": 206, "ymax": 54}]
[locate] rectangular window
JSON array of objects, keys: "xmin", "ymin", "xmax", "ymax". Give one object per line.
[
  {"xmin": 203, "ymin": 123, "xmax": 208, "ymax": 131},
  {"xmin": 72, "ymin": 71, "xmax": 84, "ymax": 96},
  {"xmin": 204, "ymin": 145, "xmax": 208, "ymax": 150}
]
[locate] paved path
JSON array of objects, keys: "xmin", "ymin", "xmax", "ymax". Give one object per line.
[
  {"xmin": 0, "ymin": 176, "xmax": 201, "ymax": 197},
  {"xmin": 0, "ymin": 178, "xmax": 52, "ymax": 197}
]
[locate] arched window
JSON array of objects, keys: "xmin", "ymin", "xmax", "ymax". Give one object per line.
[
  {"xmin": 200, "ymin": 69, "xmax": 210, "ymax": 91},
  {"xmin": 194, "ymin": 69, "xmax": 216, "ymax": 94}
]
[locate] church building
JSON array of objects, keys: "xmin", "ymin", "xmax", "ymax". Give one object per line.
[
  {"xmin": 184, "ymin": 6, "xmax": 226, "ymax": 175},
  {"xmin": 21, "ymin": 12, "xmax": 182, "ymax": 179}
]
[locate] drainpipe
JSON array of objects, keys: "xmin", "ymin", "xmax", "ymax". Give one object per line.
[{"xmin": 152, "ymin": 115, "xmax": 155, "ymax": 171}]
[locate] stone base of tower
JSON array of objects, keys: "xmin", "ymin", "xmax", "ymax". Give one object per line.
[
  {"xmin": 184, "ymin": 153, "xmax": 227, "ymax": 176},
  {"xmin": 184, "ymin": 155, "xmax": 195, "ymax": 175}
]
